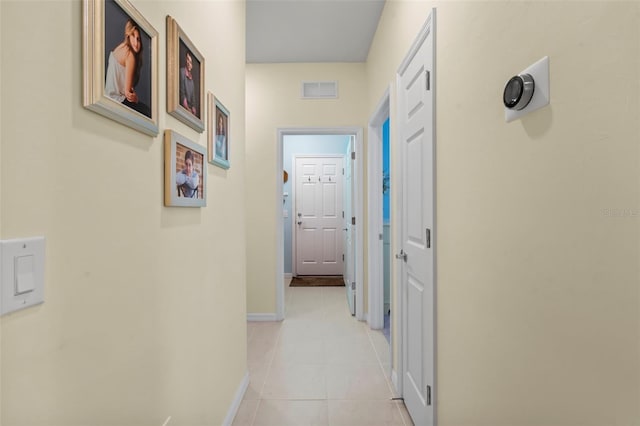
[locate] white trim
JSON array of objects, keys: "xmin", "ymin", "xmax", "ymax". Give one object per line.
[
  {"xmin": 276, "ymin": 129, "xmax": 286, "ymax": 321},
  {"xmin": 391, "ymin": 369, "xmax": 399, "ymax": 395},
  {"xmin": 222, "ymin": 371, "xmax": 250, "ymax": 426},
  {"xmin": 284, "ymin": 273, "xmax": 293, "ymax": 281},
  {"xmin": 394, "ymin": 70, "xmax": 404, "ymax": 398},
  {"xmin": 277, "ymin": 127, "xmax": 364, "ymax": 321},
  {"xmin": 353, "ymin": 129, "xmax": 364, "ymax": 322},
  {"xmin": 247, "ymin": 313, "xmax": 278, "ymax": 322},
  {"xmin": 367, "ymin": 87, "xmax": 390, "ymax": 331}
]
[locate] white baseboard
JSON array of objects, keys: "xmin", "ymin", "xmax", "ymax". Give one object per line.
[
  {"xmin": 391, "ymin": 369, "xmax": 399, "ymax": 395},
  {"xmin": 284, "ymin": 273, "xmax": 293, "ymax": 280},
  {"xmin": 222, "ymin": 371, "xmax": 250, "ymax": 426},
  {"xmin": 247, "ymin": 313, "xmax": 278, "ymax": 322}
]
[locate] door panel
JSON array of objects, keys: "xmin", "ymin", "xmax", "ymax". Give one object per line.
[
  {"xmin": 322, "ymin": 229, "xmax": 338, "ymax": 263},
  {"xmin": 322, "ymin": 182, "xmax": 337, "ymax": 217},
  {"xmin": 296, "ymin": 156, "xmax": 344, "ymax": 275},
  {"xmin": 301, "ymin": 182, "xmax": 317, "ymax": 216},
  {"xmin": 407, "ymin": 275, "xmax": 425, "ymax": 403}
]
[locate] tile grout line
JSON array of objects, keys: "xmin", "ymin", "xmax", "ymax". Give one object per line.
[{"xmin": 249, "ymin": 318, "xmax": 285, "ymax": 426}]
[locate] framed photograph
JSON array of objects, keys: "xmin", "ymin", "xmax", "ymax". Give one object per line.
[
  {"xmin": 167, "ymin": 16, "xmax": 205, "ymax": 133},
  {"xmin": 164, "ymin": 130, "xmax": 207, "ymax": 207},
  {"xmin": 208, "ymin": 93, "xmax": 231, "ymax": 169},
  {"xmin": 83, "ymin": 0, "xmax": 159, "ymax": 136}
]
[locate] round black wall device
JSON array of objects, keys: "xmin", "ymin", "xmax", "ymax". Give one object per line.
[{"xmin": 503, "ymin": 73, "xmax": 535, "ymax": 110}]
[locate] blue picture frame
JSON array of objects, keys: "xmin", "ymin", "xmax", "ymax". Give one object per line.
[{"xmin": 208, "ymin": 92, "xmax": 230, "ymax": 169}]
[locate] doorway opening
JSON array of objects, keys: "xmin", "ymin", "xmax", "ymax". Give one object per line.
[
  {"xmin": 382, "ymin": 118, "xmax": 391, "ymax": 342},
  {"xmin": 276, "ymin": 128, "xmax": 363, "ymax": 321},
  {"xmin": 367, "ymin": 89, "xmax": 390, "ymax": 333}
]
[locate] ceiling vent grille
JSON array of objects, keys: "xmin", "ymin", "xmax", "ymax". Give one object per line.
[{"xmin": 301, "ymin": 81, "xmax": 338, "ymax": 99}]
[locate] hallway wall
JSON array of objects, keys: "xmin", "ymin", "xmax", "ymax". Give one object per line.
[
  {"xmin": 245, "ymin": 63, "xmax": 367, "ymax": 315},
  {"xmin": 0, "ymin": 1, "xmax": 247, "ymax": 424},
  {"xmin": 366, "ymin": 1, "xmax": 640, "ymax": 424}
]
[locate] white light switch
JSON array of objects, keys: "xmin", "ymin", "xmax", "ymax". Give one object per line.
[
  {"xmin": 1, "ymin": 237, "xmax": 45, "ymax": 315},
  {"xmin": 15, "ymin": 255, "xmax": 35, "ymax": 295}
]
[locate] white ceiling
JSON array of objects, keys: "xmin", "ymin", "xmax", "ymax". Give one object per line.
[{"xmin": 246, "ymin": 0, "xmax": 386, "ymax": 63}]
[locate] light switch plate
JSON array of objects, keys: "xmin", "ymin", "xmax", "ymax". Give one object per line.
[{"xmin": 1, "ymin": 237, "xmax": 45, "ymax": 315}]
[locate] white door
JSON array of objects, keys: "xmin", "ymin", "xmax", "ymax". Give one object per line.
[
  {"xmin": 343, "ymin": 138, "xmax": 355, "ymax": 314},
  {"xmin": 397, "ymin": 11, "xmax": 435, "ymax": 426},
  {"xmin": 295, "ymin": 156, "xmax": 344, "ymax": 275}
]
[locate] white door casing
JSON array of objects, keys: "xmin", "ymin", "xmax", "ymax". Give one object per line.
[
  {"xmin": 295, "ymin": 156, "xmax": 344, "ymax": 275},
  {"xmin": 275, "ymin": 127, "xmax": 363, "ymax": 322},
  {"xmin": 367, "ymin": 89, "xmax": 390, "ymax": 330},
  {"xmin": 397, "ymin": 9, "xmax": 436, "ymax": 426}
]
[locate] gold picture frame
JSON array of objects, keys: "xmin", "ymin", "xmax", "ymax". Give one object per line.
[
  {"xmin": 166, "ymin": 16, "xmax": 205, "ymax": 133},
  {"xmin": 83, "ymin": 0, "xmax": 159, "ymax": 136},
  {"xmin": 207, "ymin": 92, "xmax": 230, "ymax": 169},
  {"xmin": 164, "ymin": 130, "xmax": 207, "ymax": 207}
]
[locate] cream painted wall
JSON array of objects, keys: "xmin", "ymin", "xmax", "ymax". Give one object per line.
[
  {"xmin": 0, "ymin": 1, "xmax": 246, "ymax": 424},
  {"xmin": 0, "ymin": 1, "xmax": 3, "ymax": 420},
  {"xmin": 367, "ymin": 1, "xmax": 640, "ymax": 424},
  {"xmin": 245, "ymin": 63, "xmax": 368, "ymax": 314}
]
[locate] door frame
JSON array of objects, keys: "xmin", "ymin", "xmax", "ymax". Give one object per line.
[
  {"xmin": 291, "ymin": 154, "xmax": 346, "ymax": 277},
  {"xmin": 276, "ymin": 127, "xmax": 364, "ymax": 321},
  {"xmin": 395, "ymin": 9, "xmax": 437, "ymax": 423},
  {"xmin": 367, "ymin": 87, "xmax": 390, "ymax": 331}
]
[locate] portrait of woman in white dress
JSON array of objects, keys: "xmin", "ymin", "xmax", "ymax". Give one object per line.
[{"xmin": 104, "ymin": 0, "xmax": 152, "ymax": 118}]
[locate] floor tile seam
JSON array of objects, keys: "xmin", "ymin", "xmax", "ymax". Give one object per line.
[
  {"xmin": 257, "ymin": 397, "xmax": 401, "ymax": 402},
  {"xmin": 258, "ymin": 397, "xmax": 330, "ymax": 402},
  {"xmin": 248, "ymin": 398, "xmax": 261, "ymax": 426},
  {"xmin": 255, "ymin": 320, "xmax": 285, "ymax": 404}
]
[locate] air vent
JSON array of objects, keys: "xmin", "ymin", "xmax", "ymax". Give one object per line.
[{"xmin": 301, "ymin": 81, "xmax": 338, "ymax": 99}]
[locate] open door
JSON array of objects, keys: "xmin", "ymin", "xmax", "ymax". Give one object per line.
[
  {"xmin": 397, "ymin": 9, "xmax": 436, "ymax": 426},
  {"xmin": 343, "ymin": 136, "xmax": 355, "ymax": 315}
]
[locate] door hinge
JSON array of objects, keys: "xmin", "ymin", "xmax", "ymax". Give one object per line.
[
  {"xmin": 342, "ymin": 211, "xmax": 344, "ymax": 218},
  {"xmin": 427, "ymin": 385, "xmax": 432, "ymax": 406},
  {"xmin": 425, "ymin": 70, "xmax": 431, "ymax": 91},
  {"xmin": 342, "ymin": 168, "xmax": 344, "ymax": 175},
  {"xmin": 426, "ymin": 228, "xmax": 431, "ymax": 248},
  {"xmin": 342, "ymin": 254, "xmax": 344, "ymax": 261},
  {"xmin": 351, "ymin": 282, "xmax": 355, "ymax": 290},
  {"xmin": 352, "ymin": 217, "xmax": 356, "ymax": 225},
  {"xmin": 351, "ymin": 151, "xmax": 356, "ymax": 160}
]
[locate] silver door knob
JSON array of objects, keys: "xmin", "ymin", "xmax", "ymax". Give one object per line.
[{"xmin": 395, "ymin": 249, "xmax": 407, "ymax": 262}]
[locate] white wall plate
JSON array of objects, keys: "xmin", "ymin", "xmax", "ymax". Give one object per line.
[{"xmin": 1, "ymin": 237, "xmax": 45, "ymax": 315}]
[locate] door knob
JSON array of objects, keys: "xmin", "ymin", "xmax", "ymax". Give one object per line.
[
  {"xmin": 343, "ymin": 228, "xmax": 348, "ymax": 231},
  {"xmin": 395, "ymin": 249, "xmax": 407, "ymax": 262},
  {"xmin": 297, "ymin": 221, "xmax": 302, "ymax": 225}
]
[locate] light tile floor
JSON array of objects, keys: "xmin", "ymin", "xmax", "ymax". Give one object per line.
[{"xmin": 234, "ymin": 282, "xmax": 414, "ymax": 426}]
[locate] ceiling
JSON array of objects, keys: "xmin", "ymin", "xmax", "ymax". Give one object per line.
[{"xmin": 246, "ymin": 0, "xmax": 386, "ymax": 63}]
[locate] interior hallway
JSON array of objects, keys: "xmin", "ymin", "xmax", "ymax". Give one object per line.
[{"xmin": 233, "ymin": 280, "xmax": 414, "ymax": 426}]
